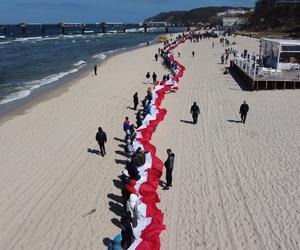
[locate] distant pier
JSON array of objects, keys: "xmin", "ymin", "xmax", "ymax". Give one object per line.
[{"xmin": 0, "ymin": 22, "xmax": 185, "ymax": 38}]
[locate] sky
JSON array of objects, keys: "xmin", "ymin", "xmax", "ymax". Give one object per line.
[{"xmin": 0, "ymin": 0, "xmax": 256, "ymax": 24}]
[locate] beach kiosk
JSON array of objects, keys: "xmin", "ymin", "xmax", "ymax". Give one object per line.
[{"xmin": 260, "ymin": 38, "xmax": 300, "ymax": 70}]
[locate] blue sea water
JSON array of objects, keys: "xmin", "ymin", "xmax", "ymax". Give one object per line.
[{"xmin": 0, "ymin": 28, "xmax": 183, "ymax": 108}]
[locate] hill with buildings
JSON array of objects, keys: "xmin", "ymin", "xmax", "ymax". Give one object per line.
[{"xmin": 144, "ymin": 6, "xmax": 251, "ymax": 25}]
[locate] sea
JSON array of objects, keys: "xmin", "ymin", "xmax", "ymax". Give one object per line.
[{"xmin": 0, "ymin": 26, "xmax": 183, "ymax": 111}]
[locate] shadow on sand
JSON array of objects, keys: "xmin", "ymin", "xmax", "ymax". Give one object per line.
[
  {"xmin": 114, "ymin": 137, "xmax": 124, "ymax": 143},
  {"xmin": 180, "ymin": 119, "xmax": 194, "ymax": 125},
  {"xmin": 109, "ymin": 201, "xmax": 124, "ymax": 217},
  {"xmin": 115, "ymin": 150, "xmax": 129, "ymax": 158},
  {"xmin": 227, "ymin": 119, "xmax": 241, "ymax": 123},
  {"xmin": 112, "ymin": 179, "xmax": 123, "ymax": 190},
  {"xmin": 159, "ymin": 180, "xmax": 166, "ymax": 188},
  {"xmin": 108, "ymin": 193, "xmax": 123, "ymax": 204},
  {"xmin": 87, "ymin": 148, "xmax": 101, "ymax": 155},
  {"xmin": 126, "ymin": 106, "xmax": 136, "ymax": 111}
]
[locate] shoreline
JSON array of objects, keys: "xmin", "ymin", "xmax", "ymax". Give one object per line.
[{"xmin": 0, "ymin": 36, "xmax": 163, "ymax": 125}]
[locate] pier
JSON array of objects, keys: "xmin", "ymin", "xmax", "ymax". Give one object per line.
[{"xmin": 0, "ymin": 22, "xmax": 183, "ymax": 38}]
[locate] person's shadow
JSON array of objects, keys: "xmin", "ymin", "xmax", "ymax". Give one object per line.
[
  {"xmin": 109, "ymin": 201, "xmax": 124, "ymax": 217},
  {"xmin": 227, "ymin": 119, "xmax": 241, "ymax": 123},
  {"xmin": 107, "ymin": 193, "xmax": 123, "ymax": 204},
  {"xmin": 103, "ymin": 238, "xmax": 112, "ymax": 247},
  {"xmin": 126, "ymin": 106, "xmax": 136, "ymax": 111},
  {"xmin": 87, "ymin": 148, "xmax": 100, "ymax": 155},
  {"xmin": 113, "ymin": 179, "xmax": 123, "ymax": 190},
  {"xmin": 180, "ymin": 119, "xmax": 194, "ymax": 124},
  {"xmin": 115, "ymin": 150, "xmax": 129, "ymax": 157},
  {"xmin": 159, "ymin": 180, "xmax": 166, "ymax": 188},
  {"xmin": 115, "ymin": 159, "xmax": 128, "ymax": 165},
  {"xmin": 114, "ymin": 137, "xmax": 124, "ymax": 143}
]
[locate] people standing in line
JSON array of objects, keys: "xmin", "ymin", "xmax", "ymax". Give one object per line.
[
  {"xmin": 152, "ymin": 72, "xmax": 157, "ymax": 84},
  {"xmin": 221, "ymin": 54, "xmax": 225, "ymax": 64},
  {"xmin": 163, "ymin": 149, "xmax": 175, "ymax": 190},
  {"xmin": 225, "ymin": 53, "xmax": 229, "ymax": 64},
  {"xmin": 155, "ymin": 53, "xmax": 159, "ymax": 61},
  {"xmin": 123, "ymin": 117, "xmax": 131, "ymax": 136},
  {"xmin": 133, "ymin": 92, "xmax": 139, "ymax": 110},
  {"xmin": 192, "ymin": 51, "xmax": 195, "ymax": 57},
  {"xmin": 136, "ymin": 110, "xmax": 143, "ymax": 128},
  {"xmin": 190, "ymin": 102, "xmax": 200, "ymax": 124},
  {"xmin": 95, "ymin": 127, "xmax": 107, "ymax": 157},
  {"xmin": 145, "ymin": 101, "xmax": 151, "ymax": 115},
  {"xmin": 146, "ymin": 72, "xmax": 150, "ymax": 84},
  {"xmin": 239, "ymin": 101, "xmax": 249, "ymax": 124},
  {"xmin": 125, "ymin": 139, "xmax": 135, "ymax": 157},
  {"xmin": 121, "ymin": 211, "xmax": 133, "ymax": 249},
  {"xmin": 94, "ymin": 65, "xmax": 98, "ymax": 76}
]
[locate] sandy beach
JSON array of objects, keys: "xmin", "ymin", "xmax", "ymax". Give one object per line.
[{"xmin": 0, "ymin": 35, "xmax": 300, "ymax": 250}]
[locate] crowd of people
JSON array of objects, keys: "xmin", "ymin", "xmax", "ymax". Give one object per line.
[
  {"xmin": 106, "ymin": 34, "xmax": 191, "ymax": 249},
  {"xmin": 105, "ymin": 30, "xmax": 251, "ymax": 250}
]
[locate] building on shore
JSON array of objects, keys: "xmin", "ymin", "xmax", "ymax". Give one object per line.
[
  {"xmin": 260, "ymin": 38, "xmax": 300, "ymax": 70},
  {"xmin": 222, "ymin": 16, "xmax": 248, "ymax": 28},
  {"xmin": 218, "ymin": 8, "xmax": 252, "ymax": 28}
]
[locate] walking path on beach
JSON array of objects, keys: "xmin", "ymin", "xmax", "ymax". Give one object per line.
[{"xmin": 0, "ymin": 35, "xmax": 299, "ymax": 250}]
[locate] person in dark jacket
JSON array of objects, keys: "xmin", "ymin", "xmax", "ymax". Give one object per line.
[
  {"xmin": 146, "ymin": 72, "xmax": 150, "ymax": 84},
  {"xmin": 192, "ymin": 51, "xmax": 195, "ymax": 57},
  {"xmin": 95, "ymin": 127, "xmax": 107, "ymax": 156},
  {"xmin": 121, "ymin": 211, "xmax": 133, "ymax": 249},
  {"xmin": 133, "ymin": 92, "xmax": 139, "ymax": 110},
  {"xmin": 127, "ymin": 162, "xmax": 140, "ymax": 181},
  {"xmin": 152, "ymin": 72, "xmax": 157, "ymax": 84},
  {"xmin": 131, "ymin": 147, "xmax": 148, "ymax": 167},
  {"xmin": 155, "ymin": 53, "xmax": 159, "ymax": 61},
  {"xmin": 94, "ymin": 65, "xmax": 98, "ymax": 76},
  {"xmin": 239, "ymin": 101, "xmax": 249, "ymax": 124},
  {"xmin": 136, "ymin": 110, "xmax": 144, "ymax": 128},
  {"xmin": 164, "ymin": 149, "xmax": 175, "ymax": 190},
  {"xmin": 190, "ymin": 102, "xmax": 200, "ymax": 124}
]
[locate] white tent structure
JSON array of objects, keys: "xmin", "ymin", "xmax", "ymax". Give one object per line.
[{"xmin": 260, "ymin": 38, "xmax": 300, "ymax": 70}]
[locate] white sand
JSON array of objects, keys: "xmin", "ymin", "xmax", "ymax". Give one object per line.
[{"xmin": 0, "ymin": 35, "xmax": 300, "ymax": 250}]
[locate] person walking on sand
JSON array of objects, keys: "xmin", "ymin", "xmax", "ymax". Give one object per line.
[
  {"xmin": 133, "ymin": 92, "xmax": 139, "ymax": 110},
  {"xmin": 93, "ymin": 65, "xmax": 98, "ymax": 76},
  {"xmin": 163, "ymin": 149, "xmax": 175, "ymax": 190},
  {"xmin": 95, "ymin": 127, "xmax": 107, "ymax": 156},
  {"xmin": 177, "ymin": 50, "xmax": 181, "ymax": 58},
  {"xmin": 155, "ymin": 53, "xmax": 158, "ymax": 61},
  {"xmin": 212, "ymin": 41, "xmax": 215, "ymax": 48},
  {"xmin": 239, "ymin": 101, "xmax": 249, "ymax": 124},
  {"xmin": 146, "ymin": 72, "xmax": 150, "ymax": 84},
  {"xmin": 152, "ymin": 72, "xmax": 157, "ymax": 84},
  {"xmin": 190, "ymin": 102, "xmax": 200, "ymax": 124},
  {"xmin": 192, "ymin": 51, "xmax": 195, "ymax": 57}
]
